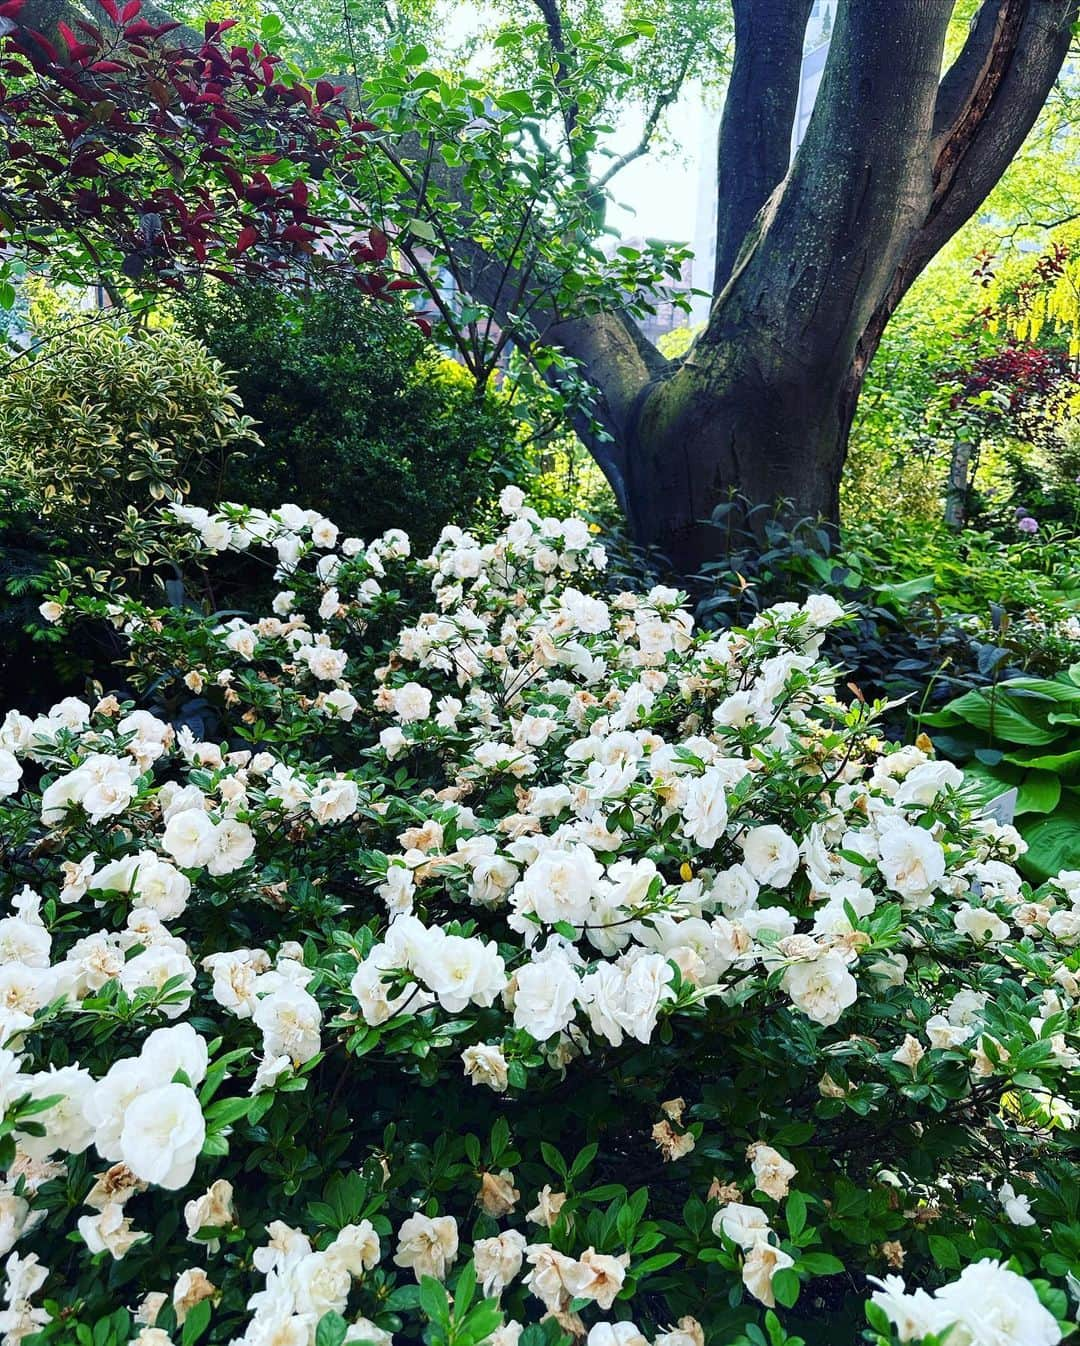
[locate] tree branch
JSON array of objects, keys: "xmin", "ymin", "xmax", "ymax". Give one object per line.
[
  {"xmin": 448, "ymin": 232, "xmax": 667, "ymax": 513},
  {"xmin": 933, "ymin": 0, "xmax": 1020, "ymax": 150},
  {"xmin": 595, "ymin": 48, "xmax": 693, "ymax": 190},
  {"xmin": 530, "ymin": 0, "xmax": 579, "ymax": 148},
  {"xmin": 702, "ymin": 0, "xmax": 955, "ymax": 361},
  {"xmin": 712, "ymin": 0, "xmax": 815, "ymax": 294},
  {"xmin": 921, "ymin": 0, "xmax": 1079, "ymax": 269}
]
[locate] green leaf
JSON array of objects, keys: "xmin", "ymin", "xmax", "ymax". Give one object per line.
[
  {"xmin": 764, "ymin": 1311, "xmax": 787, "ymax": 1346},
  {"xmin": 798, "ymin": 1252, "xmax": 845, "ymax": 1275},
  {"xmin": 771, "ymin": 1121, "xmax": 814, "ymax": 1145},
  {"xmin": 569, "ymin": 1142, "xmax": 598, "ymax": 1179},
  {"xmin": 541, "ymin": 1141, "xmax": 567, "ymax": 1177},
  {"xmin": 1006, "ymin": 675, "xmax": 1080, "ymax": 702},
  {"xmin": 633, "ymin": 1251, "xmax": 681, "ymax": 1275},
  {"xmin": 1003, "ymin": 747, "xmax": 1080, "ymax": 775},
  {"xmin": 786, "ymin": 1190, "xmax": 807, "ymax": 1240},
  {"xmin": 496, "ymin": 90, "xmax": 536, "ymax": 116},
  {"xmin": 871, "ymin": 574, "xmax": 937, "ymax": 603},
  {"xmin": 181, "ymin": 1299, "xmax": 212, "ymax": 1346},
  {"xmin": 199, "ymin": 1131, "xmax": 229, "ymax": 1157},
  {"xmin": 315, "ymin": 1312, "xmax": 349, "ymax": 1346},
  {"xmin": 461, "ymin": 1301, "xmax": 504, "ymax": 1341},
  {"xmin": 771, "ymin": 1267, "xmax": 800, "ymax": 1308},
  {"xmin": 386, "ymin": 1285, "xmax": 422, "ymax": 1311},
  {"xmin": 454, "ymin": 1260, "xmax": 477, "ymax": 1319},
  {"xmin": 1018, "ymin": 799, "xmax": 1080, "ymax": 883},
  {"xmin": 928, "ymin": 1234, "xmax": 961, "ymax": 1270},
  {"xmin": 490, "ymin": 1116, "xmax": 511, "ymax": 1161},
  {"xmin": 943, "ymin": 689, "xmax": 1061, "ymax": 745},
  {"xmin": 418, "ymin": 1275, "xmax": 450, "ymax": 1326},
  {"xmin": 0, "ymin": 282, "xmax": 15, "ymax": 311},
  {"xmin": 1014, "ymin": 769, "xmax": 1061, "ymax": 817},
  {"xmin": 406, "ymin": 218, "xmax": 438, "ymax": 242},
  {"xmin": 205, "ymin": 1095, "xmax": 251, "ymax": 1128},
  {"xmin": 866, "ymin": 1300, "xmax": 893, "ymax": 1334}
]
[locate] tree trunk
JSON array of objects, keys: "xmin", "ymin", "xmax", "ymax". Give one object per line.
[
  {"xmin": 712, "ymin": 0, "xmax": 815, "ymax": 293},
  {"xmin": 604, "ymin": 0, "xmax": 1077, "ymax": 576},
  {"xmin": 621, "ymin": 0, "xmax": 955, "ymax": 570},
  {"xmin": 622, "ymin": 334, "xmax": 863, "ymax": 574},
  {"xmin": 944, "ymin": 437, "xmax": 974, "ymax": 528}
]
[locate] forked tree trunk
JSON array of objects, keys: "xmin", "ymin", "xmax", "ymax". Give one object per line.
[
  {"xmin": 574, "ymin": 0, "xmax": 1078, "ymax": 575},
  {"xmin": 616, "ymin": 0, "xmax": 954, "ymax": 568},
  {"xmin": 621, "ymin": 339, "xmax": 860, "ymax": 574}
]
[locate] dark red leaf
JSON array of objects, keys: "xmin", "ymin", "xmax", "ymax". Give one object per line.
[
  {"xmin": 23, "ymin": 26, "xmax": 58, "ymax": 59},
  {"xmin": 56, "ymin": 19, "xmax": 80, "ymax": 50}
]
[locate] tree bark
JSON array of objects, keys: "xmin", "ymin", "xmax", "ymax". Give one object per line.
[
  {"xmin": 712, "ymin": 0, "xmax": 815, "ymax": 294},
  {"xmin": 944, "ymin": 437, "xmax": 974, "ymax": 528},
  {"xmin": 622, "ymin": 0, "xmax": 956, "ymax": 572}
]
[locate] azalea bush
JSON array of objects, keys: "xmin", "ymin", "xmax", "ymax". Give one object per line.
[{"xmin": 0, "ymin": 491, "xmax": 1077, "ymax": 1346}]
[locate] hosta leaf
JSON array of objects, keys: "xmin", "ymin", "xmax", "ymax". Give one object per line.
[
  {"xmin": 1018, "ymin": 799, "xmax": 1080, "ymax": 883},
  {"xmin": 941, "ymin": 690, "xmax": 1062, "ymax": 745},
  {"xmin": 1014, "ymin": 769, "xmax": 1062, "ymax": 817},
  {"xmin": 1002, "ymin": 747, "xmax": 1080, "ymax": 775}
]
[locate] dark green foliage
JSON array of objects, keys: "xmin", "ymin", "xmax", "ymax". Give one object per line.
[
  {"xmin": 0, "ymin": 484, "xmax": 116, "ymax": 711},
  {"xmin": 176, "ymin": 284, "xmax": 518, "ymax": 550}
]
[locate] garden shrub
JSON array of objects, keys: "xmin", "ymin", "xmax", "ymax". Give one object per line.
[
  {"xmin": 0, "ymin": 314, "xmax": 258, "ymax": 711},
  {"xmin": 175, "ymin": 284, "xmax": 518, "ymax": 551},
  {"xmin": 621, "ymin": 506, "xmax": 1025, "ymax": 741},
  {"xmin": 0, "ymin": 317, "xmax": 256, "ymax": 544},
  {"xmin": 0, "ymin": 492, "xmax": 1076, "ymax": 1346}
]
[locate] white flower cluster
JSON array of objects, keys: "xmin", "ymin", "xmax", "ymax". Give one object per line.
[
  {"xmin": 871, "ymin": 1259, "xmax": 1061, "ymax": 1345},
  {"xmin": 0, "ymin": 493, "xmax": 1072, "ymax": 1346},
  {"xmin": 229, "ymin": 1218, "xmax": 381, "ymax": 1345}
]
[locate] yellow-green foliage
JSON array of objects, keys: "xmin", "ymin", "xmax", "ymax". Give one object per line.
[
  {"xmin": 999, "ymin": 239, "xmax": 1080, "ymax": 358},
  {"xmin": 0, "ymin": 315, "xmax": 258, "ymax": 526}
]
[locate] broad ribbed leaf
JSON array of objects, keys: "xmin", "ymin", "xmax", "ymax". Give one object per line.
[{"xmin": 943, "ymin": 690, "xmax": 1063, "ymax": 745}]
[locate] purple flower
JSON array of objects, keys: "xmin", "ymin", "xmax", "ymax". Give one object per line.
[
  {"xmin": 1015, "ymin": 506, "xmax": 1030, "ymax": 519},
  {"xmin": 1018, "ymin": 516, "xmax": 1039, "ymax": 534}
]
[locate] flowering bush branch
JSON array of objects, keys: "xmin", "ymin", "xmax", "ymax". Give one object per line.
[{"xmin": 0, "ymin": 489, "xmax": 1076, "ymax": 1345}]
